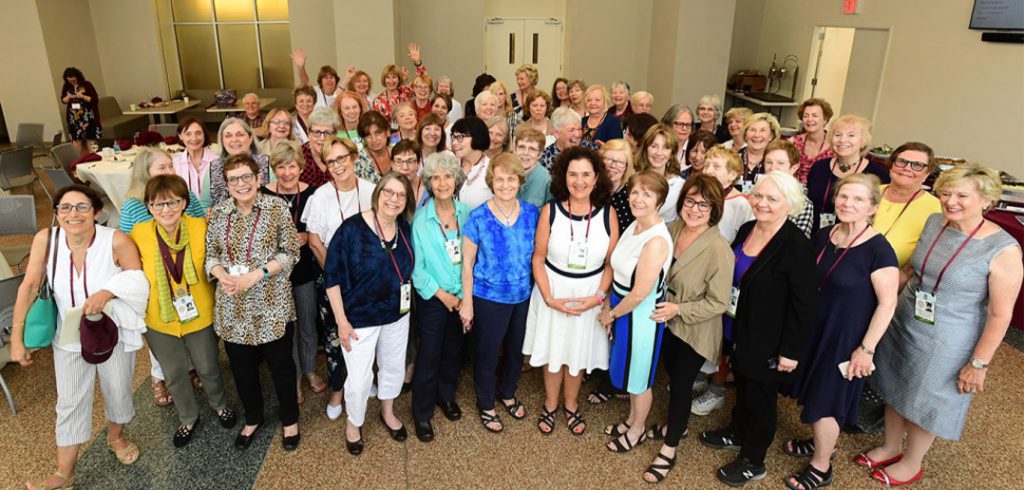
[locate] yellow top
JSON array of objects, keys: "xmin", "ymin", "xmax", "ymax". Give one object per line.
[
  {"xmin": 131, "ymin": 216, "xmax": 216, "ymax": 337},
  {"xmin": 874, "ymin": 184, "xmax": 942, "ymax": 266}
]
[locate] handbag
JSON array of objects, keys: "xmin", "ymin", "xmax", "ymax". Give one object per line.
[
  {"xmin": 214, "ymin": 89, "xmax": 238, "ymax": 108},
  {"xmin": 24, "ymin": 222, "xmax": 60, "ymax": 349}
]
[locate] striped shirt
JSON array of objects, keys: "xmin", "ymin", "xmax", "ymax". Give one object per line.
[{"xmin": 118, "ymin": 191, "xmax": 206, "ymax": 234}]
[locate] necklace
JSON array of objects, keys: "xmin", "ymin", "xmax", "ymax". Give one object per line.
[
  {"xmin": 492, "ymin": 199, "xmax": 518, "ymax": 226},
  {"xmin": 837, "ymin": 157, "xmax": 858, "ymax": 173}
]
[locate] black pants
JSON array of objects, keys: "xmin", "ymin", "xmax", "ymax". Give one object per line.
[
  {"xmin": 662, "ymin": 334, "xmax": 706, "ymax": 447},
  {"xmin": 223, "ymin": 323, "xmax": 299, "ymax": 427},
  {"xmin": 727, "ymin": 370, "xmax": 780, "ymax": 466},
  {"xmin": 412, "ymin": 295, "xmax": 464, "ymax": 422},
  {"xmin": 472, "ymin": 296, "xmax": 528, "ymax": 411},
  {"xmin": 318, "ymin": 279, "xmax": 348, "ymax": 392}
]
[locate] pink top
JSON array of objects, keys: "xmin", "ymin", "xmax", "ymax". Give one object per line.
[
  {"xmin": 173, "ymin": 147, "xmax": 218, "ymax": 202},
  {"xmin": 790, "ymin": 132, "xmax": 834, "ymax": 184}
]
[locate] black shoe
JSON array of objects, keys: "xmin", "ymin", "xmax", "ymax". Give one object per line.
[
  {"xmin": 346, "ymin": 430, "xmax": 364, "ymax": 456},
  {"xmin": 282, "ymin": 432, "xmax": 301, "ymax": 451},
  {"xmin": 380, "ymin": 413, "xmax": 408, "ymax": 442},
  {"xmin": 414, "ymin": 420, "xmax": 434, "ymax": 443},
  {"xmin": 217, "ymin": 408, "xmax": 237, "ymax": 429},
  {"xmin": 716, "ymin": 457, "xmax": 766, "ymax": 487},
  {"xmin": 173, "ymin": 419, "xmax": 199, "ymax": 448},
  {"xmin": 437, "ymin": 401, "xmax": 463, "ymax": 421},
  {"xmin": 234, "ymin": 424, "xmax": 261, "ymax": 450},
  {"xmin": 700, "ymin": 427, "xmax": 741, "ymax": 451}
]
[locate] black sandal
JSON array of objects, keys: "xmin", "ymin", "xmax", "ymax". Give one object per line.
[
  {"xmin": 500, "ymin": 398, "xmax": 526, "ymax": 420},
  {"xmin": 607, "ymin": 429, "xmax": 646, "ymax": 453},
  {"xmin": 537, "ymin": 405, "xmax": 557, "ymax": 435},
  {"xmin": 564, "ymin": 407, "xmax": 586, "ymax": 436},
  {"xmin": 647, "ymin": 423, "xmax": 667, "ymax": 440},
  {"xmin": 785, "ymin": 463, "xmax": 833, "ymax": 490},
  {"xmin": 643, "ymin": 451, "xmax": 677, "ymax": 483},
  {"xmin": 478, "ymin": 409, "xmax": 504, "ymax": 433},
  {"xmin": 173, "ymin": 419, "xmax": 199, "ymax": 448},
  {"xmin": 604, "ymin": 421, "xmax": 630, "ymax": 437},
  {"xmin": 784, "ymin": 438, "xmax": 816, "ymax": 458},
  {"xmin": 587, "ymin": 390, "xmax": 611, "ymax": 405}
]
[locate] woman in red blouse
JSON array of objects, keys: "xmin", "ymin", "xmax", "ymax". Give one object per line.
[{"xmin": 789, "ymin": 98, "xmax": 835, "ymax": 184}]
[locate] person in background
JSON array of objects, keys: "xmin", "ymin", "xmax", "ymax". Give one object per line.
[
  {"xmin": 60, "ymin": 67, "xmax": 101, "ymax": 156},
  {"xmin": 133, "ymin": 175, "xmax": 238, "ymax": 448},
  {"xmin": 451, "ymin": 117, "xmax": 493, "ymax": 210},
  {"xmin": 390, "ymin": 102, "xmax": 419, "ymax": 145},
  {"xmin": 435, "ymin": 76, "xmax": 463, "ymax": 122},
  {"xmin": 461, "ymin": 154, "xmax": 540, "ymax": 433},
  {"xmin": 353, "ymin": 111, "xmax": 394, "ymax": 184},
  {"xmin": 258, "ymin": 108, "xmax": 296, "ymax": 156},
  {"xmin": 521, "ymin": 90, "xmax": 555, "ymax": 144},
  {"xmin": 427, "ymin": 94, "xmax": 454, "ymax": 146},
  {"xmin": 417, "ymin": 113, "xmax": 450, "ymax": 162},
  {"xmin": 206, "ymin": 154, "xmax": 301, "ymax": 452},
  {"xmin": 581, "ymin": 84, "xmax": 624, "ymax": 146},
  {"xmin": 333, "ymin": 90, "xmax": 367, "ymax": 148},
  {"xmin": 391, "ymin": 139, "xmax": 429, "ymax": 211},
  {"xmin": 485, "ymin": 116, "xmax": 510, "ymax": 159},
  {"xmin": 490, "ymin": 80, "xmax": 522, "ymax": 136},
  {"xmin": 291, "ymin": 48, "xmax": 341, "ymax": 109},
  {"xmin": 260, "ymin": 142, "xmax": 324, "ymax": 406},
  {"xmin": 609, "ymin": 81, "xmax": 633, "ymax": 121},
  {"xmin": 567, "ymin": 79, "xmax": 588, "ymax": 117},
  {"xmin": 292, "ymin": 85, "xmax": 317, "ymax": 144},
  {"xmin": 372, "ymin": 43, "xmax": 428, "ymax": 124},
  {"xmin": 695, "ymin": 94, "xmax": 729, "ymax": 143},
  {"xmin": 634, "ymin": 124, "xmax": 684, "ymax": 224},
  {"xmin": 298, "ymin": 107, "xmax": 340, "ymax": 188},
  {"xmin": 806, "ymin": 114, "xmax": 890, "ymax": 232},
  {"xmin": 789, "ymin": 98, "xmax": 835, "ymax": 183},
  {"xmin": 539, "ymin": 107, "xmax": 596, "ymax": 170},
  {"xmin": 874, "ymin": 142, "xmax": 943, "ymax": 269},
  {"xmin": 763, "ymin": 139, "xmax": 815, "ymax": 238},
  {"xmin": 630, "ymin": 91, "xmax": 654, "ymax": 115},
  {"xmin": 661, "ymin": 105, "xmax": 695, "ymax": 162},
  {"xmin": 623, "ymin": 113, "xmax": 659, "ymax": 155},
  {"xmin": 722, "ymin": 107, "xmax": 754, "ymax": 150},
  {"xmin": 473, "ymin": 90, "xmax": 500, "ymax": 122},
  {"xmin": 325, "ymin": 173, "xmax": 417, "ymax": 455},
  {"xmin": 551, "ymin": 77, "xmax": 571, "ymax": 109},
  {"xmin": 411, "ymin": 73, "xmax": 434, "ymax": 120},
  {"xmin": 597, "ymin": 170, "xmax": 672, "ymax": 453},
  {"xmin": 209, "ymin": 118, "xmax": 271, "ymax": 206},
  {"xmin": 465, "ymin": 73, "xmax": 497, "ymax": 118},
  {"xmin": 603, "ymin": 139, "xmax": 637, "ymax": 231},
  {"xmin": 736, "ymin": 112, "xmax": 782, "ymax": 194},
  {"xmin": 409, "ymin": 152, "xmax": 468, "ymax": 442},
  {"xmin": 699, "ymin": 171, "xmax": 817, "ymax": 488},
  {"xmin": 512, "ymin": 64, "xmax": 539, "ymax": 117},
  {"xmin": 681, "ymin": 130, "xmax": 718, "ymax": 179},
  {"xmin": 174, "ymin": 117, "xmax": 219, "ymax": 208},
  {"xmin": 514, "ymin": 127, "xmax": 553, "ymax": 208},
  {"xmin": 861, "ymin": 163, "xmax": 1021, "ymax": 488},
  {"xmin": 343, "ymin": 67, "xmax": 375, "ymax": 107},
  {"xmin": 239, "ymin": 93, "xmax": 266, "ymax": 138},
  {"xmin": 701, "ymin": 146, "xmax": 754, "ymax": 244}
]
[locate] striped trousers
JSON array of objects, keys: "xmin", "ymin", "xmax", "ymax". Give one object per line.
[{"xmin": 53, "ymin": 342, "xmax": 137, "ymax": 446}]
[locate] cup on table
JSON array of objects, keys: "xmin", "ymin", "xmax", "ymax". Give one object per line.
[
  {"xmin": 183, "ymin": 96, "xmax": 190, "ymax": 104},
  {"xmin": 130, "ymin": 103, "xmax": 137, "ymax": 111}
]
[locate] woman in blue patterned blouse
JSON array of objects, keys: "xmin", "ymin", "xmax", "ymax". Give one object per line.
[{"xmin": 460, "ymin": 153, "xmax": 539, "ymax": 433}]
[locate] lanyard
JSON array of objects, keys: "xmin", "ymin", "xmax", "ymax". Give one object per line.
[
  {"xmin": 187, "ymin": 154, "xmax": 204, "ymax": 195},
  {"xmin": 225, "ymin": 208, "xmax": 262, "ymax": 264},
  {"xmin": 157, "ymin": 222, "xmax": 190, "ymax": 295},
  {"xmin": 333, "ymin": 181, "xmax": 362, "ymax": 223},
  {"xmin": 816, "ymin": 223, "xmax": 870, "ymax": 291},
  {"xmin": 373, "ymin": 214, "xmax": 414, "ymax": 284},
  {"xmin": 823, "ymin": 158, "xmax": 866, "ymax": 206},
  {"xmin": 369, "ymin": 152, "xmax": 389, "ymax": 176},
  {"xmin": 568, "ymin": 201, "xmax": 593, "ymax": 242},
  {"xmin": 68, "ymin": 232, "xmax": 97, "ymax": 308},
  {"xmin": 742, "ymin": 151, "xmax": 761, "ymax": 183},
  {"xmin": 275, "ymin": 184, "xmax": 302, "ymax": 224},
  {"xmin": 919, "ymin": 220, "xmax": 984, "ymax": 294},
  {"xmin": 436, "ymin": 207, "xmax": 461, "ymax": 240},
  {"xmin": 881, "ymin": 188, "xmax": 922, "ymax": 236},
  {"xmin": 734, "ymin": 232, "xmax": 759, "ymax": 286}
]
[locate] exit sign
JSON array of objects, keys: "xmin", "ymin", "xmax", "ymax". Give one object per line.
[{"xmin": 843, "ymin": 0, "xmax": 859, "ymax": 14}]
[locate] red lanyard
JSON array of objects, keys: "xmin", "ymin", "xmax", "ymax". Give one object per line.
[
  {"xmin": 225, "ymin": 208, "xmax": 262, "ymax": 264},
  {"xmin": 68, "ymin": 232, "xmax": 97, "ymax": 308},
  {"xmin": 816, "ymin": 223, "xmax": 870, "ymax": 291},
  {"xmin": 275, "ymin": 184, "xmax": 302, "ymax": 224},
  {"xmin": 333, "ymin": 181, "xmax": 362, "ymax": 223},
  {"xmin": 823, "ymin": 158, "xmax": 865, "ymax": 206},
  {"xmin": 881, "ymin": 188, "xmax": 921, "ymax": 236},
  {"xmin": 436, "ymin": 208, "xmax": 461, "ymax": 240},
  {"xmin": 919, "ymin": 220, "xmax": 984, "ymax": 294},
  {"xmin": 568, "ymin": 201, "xmax": 593, "ymax": 242},
  {"xmin": 369, "ymin": 152, "xmax": 389, "ymax": 176},
  {"xmin": 157, "ymin": 223, "xmax": 190, "ymax": 294},
  {"xmin": 373, "ymin": 214, "xmax": 413, "ymax": 284}
]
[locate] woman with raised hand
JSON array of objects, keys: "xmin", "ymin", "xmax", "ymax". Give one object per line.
[
  {"xmin": 290, "ymin": 48, "xmax": 341, "ymax": 109},
  {"xmin": 372, "ymin": 43, "xmax": 428, "ymax": 123}
]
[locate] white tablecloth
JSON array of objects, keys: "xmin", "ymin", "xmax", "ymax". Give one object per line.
[
  {"xmin": 74, "ymin": 144, "xmax": 190, "ymax": 210},
  {"xmin": 0, "ymin": 250, "xmax": 12, "ymax": 280}
]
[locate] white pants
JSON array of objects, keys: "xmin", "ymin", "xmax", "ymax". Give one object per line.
[
  {"xmin": 340, "ymin": 315, "xmax": 409, "ymax": 427},
  {"xmin": 53, "ymin": 342, "xmax": 137, "ymax": 446}
]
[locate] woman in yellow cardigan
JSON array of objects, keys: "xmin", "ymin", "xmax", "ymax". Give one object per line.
[{"xmin": 131, "ymin": 174, "xmax": 237, "ymax": 448}]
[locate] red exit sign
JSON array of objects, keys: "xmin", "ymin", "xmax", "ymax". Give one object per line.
[{"xmin": 843, "ymin": 0, "xmax": 859, "ymax": 14}]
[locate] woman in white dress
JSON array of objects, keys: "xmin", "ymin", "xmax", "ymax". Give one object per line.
[{"xmin": 524, "ymin": 146, "xmax": 619, "ymax": 436}]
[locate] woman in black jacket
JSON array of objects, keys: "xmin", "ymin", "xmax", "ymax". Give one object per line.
[{"xmin": 698, "ymin": 171, "xmax": 818, "ymax": 487}]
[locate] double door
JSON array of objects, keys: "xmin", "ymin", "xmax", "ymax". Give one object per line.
[{"xmin": 484, "ymin": 18, "xmax": 564, "ymax": 92}]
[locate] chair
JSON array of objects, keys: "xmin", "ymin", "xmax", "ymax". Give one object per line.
[
  {"xmin": 44, "ymin": 167, "xmax": 75, "ymax": 192},
  {"xmin": 14, "ymin": 123, "xmax": 44, "ymax": 152},
  {"xmin": 151, "ymin": 123, "xmax": 179, "ymax": 138},
  {"xmin": 0, "ymin": 273, "xmax": 24, "ymax": 415},
  {"xmin": 50, "ymin": 143, "xmax": 80, "ymax": 172},
  {"xmin": 0, "ymin": 147, "xmax": 51, "ymax": 202},
  {"xmin": 0, "ymin": 195, "xmax": 37, "ymax": 274}
]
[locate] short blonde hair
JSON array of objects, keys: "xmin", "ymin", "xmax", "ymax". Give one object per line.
[
  {"xmin": 933, "ymin": 162, "xmax": 1003, "ymax": 206},
  {"xmin": 485, "ymin": 153, "xmax": 526, "ymax": 190},
  {"xmin": 755, "ymin": 171, "xmax": 806, "ymax": 218},
  {"xmin": 741, "ymin": 112, "xmax": 781, "ymax": 141},
  {"xmin": 705, "ymin": 146, "xmax": 743, "ymax": 184},
  {"xmin": 270, "ymin": 140, "xmax": 305, "ymax": 171},
  {"xmin": 835, "ymin": 173, "xmax": 882, "ymax": 209},
  {"xmin": 584, "ymin": 84, "xmax": 610, "ymax": 113},
  {"xmin": 600, "ymin": 138, "xmax": 635, "ymax": 184},
  {"xmin": 319, "ymin": 134, "xmax": 359, "ymax": 164},
  {"xmin": 829, "ymin": 114, "xmax": 873, "ymax": 155},
  {"xmin": 514, "ymin": 126, "xmax": 546, "ymax": 149},
  {"xmin": 514, "ymin": 64, "xmax": 539, "ymax": 85},
  {"xmin": 630, "ymin": 91, "xmax": 653, "ymax": 107},
  {"xmin": 380, "ymin": 64, "xmax": 404, "ymax": 86},
  {"xmin": 724, "ymin": 107, "xmax": 754, "ymax": 124},
  {"xmin": 474, "ymin": 90, "xmax": 498, "ymax": 111}
]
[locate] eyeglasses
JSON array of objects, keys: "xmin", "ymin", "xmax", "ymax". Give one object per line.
[
  {"xmin": 893, "ymin": 157, "xmax": 928, "ymax": 172},
  {"xmin": 682, "ymin": 198, "xmax": 711, "ymax": 212},
  {"xmin": 393, "ymin": 157, "xmax": 419, "ymax": 167},
  {"xmin": 381, "ymin": 187, "xmax": 407, "ymax": 201},
  {"xmin": 673, "ymin": 122, "xmax": 693, "ymax": 130},
  {"xmin": 515, "ymin": 144, "xmax": 541, "ymax": 156},
  {"xmin": 749, "ymin": 192, "xmax": 781, "ymax": 204},
  {"xmin": 226, "ymin": 173, "xmax": 256, "ymax": 186},
  {"xmin": 604, "ymin": 157, "xmax": 627, "ymax": 168},
  {"xmin": 451, "ymin": 133, "xmax": 468, "ymax": 143},
  {"xmin": 269, "ymin": 119, "xmax": 290, "ymax": 127},
  {"xmin": 56, "ymin": 203, "xmax": 93, "ymax": 214},
  {"xmin": 148, "ymin": 198, "xmax": 184, "ymax": 211},
  {"xmin": 309, "ymin": 130, "xmax": 333, "ymax": 138},
  {"xmin": 325, "ymin": 154, "xmax": 352, "ymax": 167}
]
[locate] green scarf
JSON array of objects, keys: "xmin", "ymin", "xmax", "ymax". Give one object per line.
[{"xmin": 155, "ymin": 221, "xmax": 199, "ymax": 323}]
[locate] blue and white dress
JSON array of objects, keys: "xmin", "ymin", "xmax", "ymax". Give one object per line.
[{"xmin": 607, "ymin": 219, "xmax": 673, "ymax": 394}]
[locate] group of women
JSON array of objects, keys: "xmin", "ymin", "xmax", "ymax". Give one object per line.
[{"xmin": 23, "ymin": 63, "xmax": 1021, "ymax": 490}]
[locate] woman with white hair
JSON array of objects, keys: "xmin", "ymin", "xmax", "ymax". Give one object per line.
[
  {"xmin": 609, "ymin": 81, "xmax": 633, "ymax": 120},
  {"xmin": 209, "ymin": 117, "xmax": 271, "ymax": 206},
  {"xmin": 409, "ymin": 152, "xmax": 469, "ymax": 442},
  {"xmin": 474, "ymin": 90, "xmax": 500, "ymax": 122},
  {"xmin": 630, "ymin": 91, "xmax": 654, "ymax": 115},
  {"xmin": 696, "ymin": 94, "xmax": 729, "ymax": 143}
]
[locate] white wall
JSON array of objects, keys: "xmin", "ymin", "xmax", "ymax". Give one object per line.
[
  {"xmin": 0, "ymin": 0, "xmax": 63, "ymax": 138},
  {"xmin": 89, "ymin": 0, "xmax": 167, "ymax": 107},
  {"xmin": 289, "ymin": 0, "xmax": 336, "ymax": 86},
  {"xmin": 36, "ymin": 0, "xmax": 106, "ymax": 104},
  {"xmin": 565, "ymin": 0, "xmax": 652, "ymax": 92},
  {"xmin": 393, "ymin": 0, "xmax": 485, "ymax": 104},
  {"xmin": 334, "ymin": 0, "xmax": 397, "ymax": 82}
]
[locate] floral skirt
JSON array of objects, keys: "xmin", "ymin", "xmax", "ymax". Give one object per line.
[{"xmin": 67, "ymin": 108, "xmax": 102, "ymax": 141}]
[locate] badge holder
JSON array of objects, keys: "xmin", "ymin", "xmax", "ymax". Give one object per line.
[
  {"xmin": 567, "ymin": 240, "xmax": 589, "ymax": 270},
  {"xmin": 400, "ymin": 282, "xmax": 412, "ymax": 314},
  {"xmin": 727, "ymin": 286, "xmax": 740, "ymax": 318},
  {"xmin": 914, "ymin": 290, "xmax": 936, "ymax": 325}
]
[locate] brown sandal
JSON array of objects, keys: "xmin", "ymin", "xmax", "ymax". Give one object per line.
[
  {"xmin": 108, "ymin": 436, "xmax": 139, "ymax": 465},
  {"xmin": 190, "ymin": 370, "xmax": 203, "ymax": 389},
  {"xmin": 26, "ymin": 471, "xmax": 75, "ymax": 490},
  {"xmin": 152, "ymin": 378, "xmax": 172, "ymax": 406},
  {"xmin": 307, "ymin": 373, "xmax": 327, "ymax": 394}
]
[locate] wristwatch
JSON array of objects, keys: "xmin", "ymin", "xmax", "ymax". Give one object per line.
[
  {"xmin": 260, "ymin": 265, "xmax": 270, "ymax": 281},
  {"xmin": 970, "ymin": 357, "xmax": 989, "ymax": 369}
]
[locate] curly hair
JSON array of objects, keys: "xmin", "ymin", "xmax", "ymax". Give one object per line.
[{"xmin": 549, "ymin": 146, "xmax": 613, "ymax": 208}]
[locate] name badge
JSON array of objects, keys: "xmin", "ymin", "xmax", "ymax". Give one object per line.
[
  {"xmin": 400, "ymin": 282, "xmax": 412, "ymax": 314},
  {"xmin": 727, "ymin": 286, "xmax": 740, "ymax": 318},
  {"xmin": 567, "ymin": 240, "xmax": 589, "ymax": 270},
  {"xmin": 228, "ymin": 264, "xmax": 250, "ymax": 276},
  {"xmin": 914, "ymin": 290, "xmax": 936, "ymax": 325},
  {"xmin": 173, "ymin": 295, "xmax": 200, "ymax": 323},
  {"xmin": 71, "ymin": 102, "xmax": 82, "ymax": 111},
  {"xmin": 820, "ymin": 212, "xmax": 837, "ymax": 229},
  {"xmin": 740, "ymin": 180, "xmax": 754, "ymax": 195},
  {"xmin": 445, "ymin": 238, "xmax": 462, "ymax": 264}
]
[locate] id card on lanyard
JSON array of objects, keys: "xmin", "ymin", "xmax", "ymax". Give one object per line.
[
  {"xmin": 727, "ymin": 233, "xmax": 758, "ymax": 318},
  {"xmin": 914, "ymin": 220, "xmax": 983, "ymax": 325},
  {"xmin": 375, "ymin": 214, "xmax": 414, "ymax": 314},
  {"xmin": 567, "ymin": 202, "xmax": 593, "ymax": 270},
  {"xmin": 158, "ymin": 223, "xmax": 199, "ymax": 323},
  {"xmin": 438, "ymin": 216, "xmax": 462, "ymax": 265},
  {"xmin": 226, "ymin": 208, "xmax": 262, "ymax": 276}
]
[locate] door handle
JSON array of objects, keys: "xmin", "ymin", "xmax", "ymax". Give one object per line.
[
  {"xmin": 509, "ymin": 33, "xmax": 515, "ymax": 63},
  {"xmin": 532, "ymin": 33, "xmax": 539, "ymax": 63}
]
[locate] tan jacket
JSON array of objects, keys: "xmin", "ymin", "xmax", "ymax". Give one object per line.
[{"xmin": 664, "ymin": 221, "xmax": 734, "ymax": 365}]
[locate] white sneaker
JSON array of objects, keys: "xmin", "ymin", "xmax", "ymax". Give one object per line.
[
  {"xmin": 691, "ymin": 389, "xmax": 724, "ymax": 416},
  {"xmin": 326, "ymin": 403, "xmax": 344, "ymax": 421},
  {"xmin": 692, "ymin": 374, "xmax": 708, "ymax": 392}
]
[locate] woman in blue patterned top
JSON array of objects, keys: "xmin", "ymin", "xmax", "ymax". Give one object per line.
[
  {"xmin": 324, "ymin": 172, "xmax": 416, "ymax": 456},
  {"xmin": 460, "ymin": 153, "xmax": 539, "ymax": 433}
]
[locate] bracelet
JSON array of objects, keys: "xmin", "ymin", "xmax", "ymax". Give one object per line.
[{"xmin": 859, "ymin": 344, "xmax": 875, "ymax": 355}]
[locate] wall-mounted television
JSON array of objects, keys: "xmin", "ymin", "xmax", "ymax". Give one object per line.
[{"xmin": 970, "ymin": 0, "xmax": 1024, "ymax": 30}]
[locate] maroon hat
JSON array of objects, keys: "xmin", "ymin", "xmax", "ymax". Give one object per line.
[{"xmin": 80, "ymin": 313, "xmax": 118, "ymax": 364}]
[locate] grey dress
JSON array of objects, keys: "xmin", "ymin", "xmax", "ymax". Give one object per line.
[{"xmin": 872, "ymin": 214, "xmax": 1019, "ymax": 440}]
